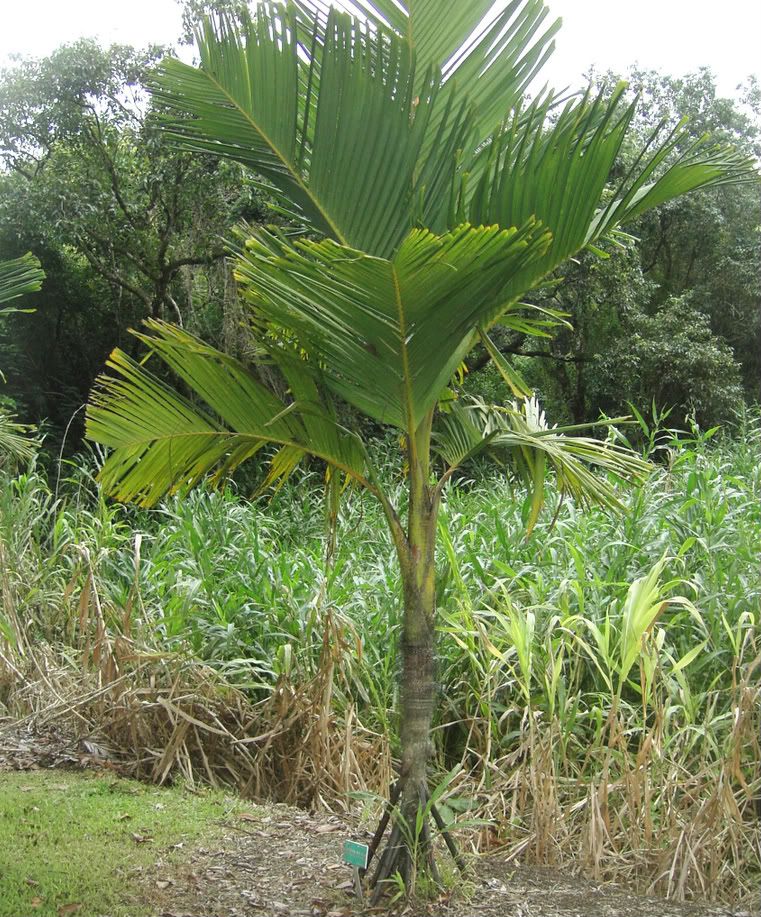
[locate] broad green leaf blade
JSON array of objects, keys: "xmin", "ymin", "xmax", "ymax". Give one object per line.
[
  {"xmin": 86, "ymin": 320, "xmax": 369, "ymax": 507},
  {"xmin": 153, "ymin": 10, "xmax": 315, "ymax": 220},
  {"xmin": 590, "ymin": 128, "xmax": 759, "ymax": 237},
  {"xmin": 235, "ymin": 222, "xmax": 551, "ymax": 431},
  {"xmin": 301, "ymin": 0, "xmax": 560, "ymax": 145},
  {"xmin": 464, "ymin": 86, "xmax": 759, "ymax": 307},
  {"xmin": 466, "ymin": 86, "xmax": 637, "ymax": 294},
  {"xmin": 432, "ymin": 0, "xmax": 560, "ymax": 145}
]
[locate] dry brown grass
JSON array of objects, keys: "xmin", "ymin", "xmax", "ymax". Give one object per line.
[
  {"xmin": 3, "ymin": 626, "xmax": 759, "ymax": 907},
  {"xmin": 2, "ymin": 458, "xmax": 759, "ymax": 907}
]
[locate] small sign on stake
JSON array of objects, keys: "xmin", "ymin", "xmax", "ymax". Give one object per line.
[
  {"xmin": 342, "ymin": 839, "xmax": 369, "ymax": 900},
  {"xmin": 342, "ymin": 839, "xmax": 369, "ymax": 870}
]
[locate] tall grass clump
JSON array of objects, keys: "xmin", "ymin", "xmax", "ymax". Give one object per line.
[{"xmin": 0, "ymin": 416, "xmax": 759, "ymax": 903}]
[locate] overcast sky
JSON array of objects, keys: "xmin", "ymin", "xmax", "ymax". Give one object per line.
[{"xmin": 1, "ymin": 0, "xmax": 759, "ymax": 98}]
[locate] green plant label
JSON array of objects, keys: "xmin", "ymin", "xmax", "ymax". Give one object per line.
[{"xmin": 342, "ymin": 840, "xmax": 369, "ymax": 869}]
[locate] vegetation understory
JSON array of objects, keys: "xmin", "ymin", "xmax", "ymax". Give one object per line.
[{"xmin": 1, "ymin": 415, "xmax": 759, "ymax": 909}]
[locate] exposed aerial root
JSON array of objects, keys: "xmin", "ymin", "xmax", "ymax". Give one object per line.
[{"xmin": 364, "ymin": 777, "xmax": 467, "ymax": 904}]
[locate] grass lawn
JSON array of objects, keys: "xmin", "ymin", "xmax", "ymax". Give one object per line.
[{"xmin": 0, "ymin": 769, "xmax": 249, "ymax": 917}]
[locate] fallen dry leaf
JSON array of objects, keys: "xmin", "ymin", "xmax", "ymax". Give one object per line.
[
  {"xmin": 30, "ymin": 898, "xmax": 43, "ymax": 909},
  {"xmin": 238, "ymin": 812, "xmax": 258, "ymax": 822},
  {"xmin": 315, "ymin": 823, "xmax": 342, "ymax": 834},
  {"xmin": 131, "ymin": 832, "xmax": 152, "ymax": 844},
  {"xmin": 58, "ymin": 904, "xmax": 83, "ymax": 916}
]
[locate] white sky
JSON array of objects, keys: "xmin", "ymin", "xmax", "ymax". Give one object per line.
[{"xmin": 0, "ymin": 0, "xmax": 759, "ymax": 97}]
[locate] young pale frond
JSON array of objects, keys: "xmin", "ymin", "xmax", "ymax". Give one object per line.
[
  {"xmin": 0, "ymin": 412, "xmax": 36, "ymax": 466},
  {"xmin": 0, "ymin": 253, "xmax": 44, "ymax": 308},
  {"xmin": 85, "ymin": 320, "xmax": 370, "ymax": 507},
  {"xmin": 433, "ymin": 397, "xmax": 650, "ymax": 528},
  {"xmin": 151, "ymin": 4, "xmax": 469, "ymax": 258},
  {"xmin": 234, "ymin": 222, "xmax": 551, "ymax": 432}
]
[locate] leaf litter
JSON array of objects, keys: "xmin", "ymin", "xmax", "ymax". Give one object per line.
[{"xmin": 147, "ymin": 803, "xmax": 748, "ymax": 917}]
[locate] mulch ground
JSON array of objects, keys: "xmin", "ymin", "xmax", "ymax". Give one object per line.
[
  {"xmin": 1, "ymin": 719, "xmax": 754, "ymax": 917},
  {"xmin": 146, "ymin": 808, "xmax": 748, "ymax": 917}
]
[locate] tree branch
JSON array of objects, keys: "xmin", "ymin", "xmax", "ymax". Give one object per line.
[{"xmin": 468, "ymin": 343, "xmax": 589, "ymax": 373}]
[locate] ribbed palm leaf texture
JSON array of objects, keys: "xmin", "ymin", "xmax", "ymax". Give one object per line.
[
  {"xmin": 0, "ymin": 253, "xmax": 44, "ymax": 464},
  {"xmin": 85, "ymin": 0, "xmax": 759, "ymax": 893}
]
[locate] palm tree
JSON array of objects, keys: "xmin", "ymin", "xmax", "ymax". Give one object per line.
[
  {"xmin": 0, "ymin": 253, "xmax": 44, "ymax": 464},
  {"xmin": 85, "ymin": 0, "xmax": 758, "ymax": 890}
]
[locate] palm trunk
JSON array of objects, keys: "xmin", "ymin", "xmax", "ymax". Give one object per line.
[
  {"xmin": 368, "ymin": 414, "xmax": 467, "ymax": 897},
  {"xmin": 398, "ymin": 506, "xmax": 437, "ymax": 829},
  {"xmin": 373, "ymin": 415, "xmax": 440, "ymax": 887}
]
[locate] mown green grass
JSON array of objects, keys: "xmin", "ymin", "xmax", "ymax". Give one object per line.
[{"xmin": 0, "ymin": 770, "xmax": 247, "ymax": 917}]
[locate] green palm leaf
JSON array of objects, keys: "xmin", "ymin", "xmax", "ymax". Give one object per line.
[
  {"xmin": 0, "ymin": 412, "xmax": 36, "ymax": 466},
  {"xmin": 300, "ymin": 0, "xmax": 560, "ymax": 146},
  {"xmin": 434, "ymin": 397, "xmax": 649, "ymax": 525},
  {"xmin": 464, "ymin": 86, "xmax": 757, "ymax": 306},
  {"xmin": 0, "ymin": 253, "xmax": 44, "ymax": 309},
  {"xmin": 151, "ymin": 4, "xmax": 469, "ymax": 257},
  {"xmin": 86, "ymin": 320, "xmax": 371, "ymax": 507},
  {"xmin": 234, "ymin": 222, "xmax": 552, "ymax": 431}
]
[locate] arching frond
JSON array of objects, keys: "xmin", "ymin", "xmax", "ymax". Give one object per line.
[
  {"xmin": 151, "ymin": 4, "xmax": 470, "ymax": 257},
  {"xmin": 434, "ymin": 398, "xmax": 649, "ymax": 528},
  {"xmin": 0, "ymin": 253, "xmax": 44, "ymax": 309},
  {"xmin": 0, "ymin": 412, "xmax": 36, "ymax": 467},
  {"xmin": 299, "ymin": 0, "xmax": 561, "ymax": 145},
  {"xmin": 86, "ymin": 320, "xmax": 371, "ymax": 507},
  {"xmin": 463, "ymin": 87, "xmax": 757, "ymax": 307}
]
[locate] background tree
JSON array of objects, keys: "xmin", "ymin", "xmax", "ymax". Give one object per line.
[
  {"xmin": 84, "ymin": 0, "xmax": 758, "ymax": 891},
  {"xmin": 0, "ymin": 41, "xmax": 264, "ymax": 442}
]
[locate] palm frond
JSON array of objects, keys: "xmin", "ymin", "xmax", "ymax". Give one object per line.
[
  {"xmin": 0, "ymin": 412, "xmax": 36, "ymax": 466},
  {"xmin": 299, "ymin": 0, "xmax": 560, "ymax": 146},
  {"xmin": 85, "ymin": 320, "xmax": 370, "ymax": 507},
  {"xmin": 478, "ymin": 329, "xmax": 532, "ymax": 398},
  {"xmin": 434, "ymin": 397, "xmax": 649, "ymax": 524},
  {"xmin": 234, "ymin": 222, "xmax": 552, "ymax": 432},
  {"xmin": 0, "ymin": 253, "xmax": 44, "ymax": 308},
  {"xmin": 463, "ymin": 86, "xmax": 759, "ymax": 306},
  {"xmin": 151, "ymin": 4, "xmax": 469, "ymax": 257}
]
